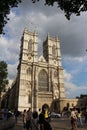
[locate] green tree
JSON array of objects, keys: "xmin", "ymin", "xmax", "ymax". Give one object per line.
[
  {"xmin": 0, "ymin": 61, "xmax": 9, "ymax": 96},
  {"xmin": 45, "ymin": 0, "xmax": 87, "ymax": 20},
  {"xmin": 80, "ymin": 94, "xmax": 87, "ymax": 98},
  {"xmin": 0, "ymin": 0, "xmax": 22, "ymax": 35},
  {"xmin": 0, "ymin": 0, "xmax": 87, "ymax": 35}
]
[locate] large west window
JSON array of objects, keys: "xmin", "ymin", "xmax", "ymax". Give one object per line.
[{"xmin": 38, "ymin": 70, "xmax": 48, "ymax": 91}]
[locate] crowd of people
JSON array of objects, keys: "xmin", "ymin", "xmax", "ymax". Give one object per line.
[
  {"xmin": 0, "ymin": 107, "xmax": 13, "ymax": 120},
  {"xmin": 22, "ymin": 107, "xmax": 52, "ymax": 130},
  {"xmin": 1, "ymin": 105, "xmax": 87, "ymax": 130},
  {"xmin": 14, "ymin": 106, "xmax": 87, "ymax": 130},
  {"xmin": 0, "ymin": 105, "xmax": 52, "ymax": 130},
  {"xmin": 70, "ymin": 107, "xmax": 87, "ymax": 130}
]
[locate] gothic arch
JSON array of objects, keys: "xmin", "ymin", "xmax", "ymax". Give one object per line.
[
  {"xmin": 27, "ymin": 67, "xmax": 31, "ymax": 75},
  {"xmin": 54, "ymin": 71, "xmax": 57, "ymax": 78},
  {"xmin": 28, "ymin": 39, "xmax": 32, "ymax": 51},
  {"xmin": 52, "ymin": 44, "xmax": 56, "ymax": 57},
  {"xmin": 38, "ymin": 69, "xmax": 48, "ymax": 91}
]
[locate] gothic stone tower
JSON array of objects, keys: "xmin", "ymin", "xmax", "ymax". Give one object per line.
[{"xmin": 17, "ymin": 28, "xmax": 65, "ymax": 111}]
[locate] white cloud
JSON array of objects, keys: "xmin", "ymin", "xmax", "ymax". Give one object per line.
[
  {"xmin": 64, "ymin": 69, "xmax": 72, "ymax": 82},
  {"xmin": 8, "ymin": 62, "xmax": 18, "ymax": 80},
  {"xmin": 64, "ymin": 69, "xmax": 87, "ymax": 98},
  {"xmin": 63, "ymin": 55, "xmax": 87, "ymax": 63},
  {"xmin": 0, "ymin": 35, "xmax": 19, "ymax": 63}
]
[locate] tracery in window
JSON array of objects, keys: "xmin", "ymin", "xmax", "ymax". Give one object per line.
[
  {"xmin": 38, "ymin": 70, "xmax": 48, "ymax": 91},
  {"xmin": 28, "ymin": 39, "xmax": 32, "ymax": 52}
]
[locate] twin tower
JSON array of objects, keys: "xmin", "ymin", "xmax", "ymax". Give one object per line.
[{"xmin": 17, "ymin": 28, "xmax": 65, "ymax": 112}]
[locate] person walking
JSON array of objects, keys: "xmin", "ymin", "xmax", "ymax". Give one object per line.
[
  {"xmin": 84, "ymin": 107, "xmax": 87, "ymax": 124},
  {"xmin": 32, "ymin": 111, "xmax": 39, "ymax": 130},
  {"xmin": 77, "ymin": 109, "xmax": 83, "ymax": 127},
  {"xmin": 44, "ymin": 108, "xmax": 49, "ymax": 120},
  {"xmin": 70, "ymin": 108, "xmax": 78, "ymax": 130},
  {"xmin": 26, "ymin": 108, "xmax": 32, "ymax": 130},
  {"xmin": 39, "ymin": 112, "xmax": 52, "ymax": 130},
  {"xmin": 23, "ymin": 109, "xmax": 27, "ymax": 129},
  {"xmin": 14, "ymin": 108, "xmax": 19, "ymax": 123}
]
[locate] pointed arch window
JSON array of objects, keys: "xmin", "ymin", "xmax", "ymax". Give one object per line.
[
  {"xmin": 28, "ymin": 39, "xmax": 32, "ymax": 52},
  {"xmin": 52, "ymin": 45, "xmax": 56, "ymax": 57},
  {"xmin": 27, "ymin": 67, "xmax": 31, "ymax": 75},
  {"xmin": 38, "ymin": 70, "xmax": 48, "ymax": 91},
  {"xmin": 54, "ymin": 71, "xmax": 57, "ymax": 77}
]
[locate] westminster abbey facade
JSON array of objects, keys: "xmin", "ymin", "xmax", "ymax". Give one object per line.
[
  {"xmin": 3, "ymin": 28, "xmax": 87, "ymax": 113},
  {"xmin": 15, "ymin": 28, "xmax": 65, "ymax": 112}
]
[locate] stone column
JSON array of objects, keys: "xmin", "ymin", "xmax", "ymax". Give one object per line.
[
  {"xmin": 34, "ymin": 76, "xmax": 38, "ymax": 111},
  {"xmin": 50, "ymin": 69, "xmax": 55, "ymax": 99},
  {"xmin": 31, "ymin": 65, "xmax": 34, "ymax": 112}
]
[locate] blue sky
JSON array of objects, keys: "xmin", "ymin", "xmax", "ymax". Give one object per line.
[{"xmin": 0, "ymin": 0, "xmax": 87, "ymax": 98}]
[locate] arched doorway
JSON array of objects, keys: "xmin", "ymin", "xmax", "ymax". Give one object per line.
[
  {"xmin": 42, "ymin": 104, "xmax": 49, "ymax": 113},
  {"xmin": 50, "ymin": 99, "xmax": 60, "ymax": 113}
]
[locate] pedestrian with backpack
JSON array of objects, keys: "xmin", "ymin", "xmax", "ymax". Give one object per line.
[{"xmin": 26, "ymin": 108, "xmax": 32, "ymax": 130}]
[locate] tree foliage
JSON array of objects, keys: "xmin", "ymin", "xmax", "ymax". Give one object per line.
[
  {"xmin": 0, "ymin": 0, "xmax": 87, "ymax": 35},
  {"xmin": 0, "ymin": 61, "xmax": 8, "ymax": 95},
  {"xmin": 80, "ymin": 94, "xmax": 87, "ymax": 98},
  {"xmin": 76, "ymin": 94, "xmax": 87, "ymax": 98},
  {"xmin": 45, "ymin": 0, "xmax": 87, "ymax": 19},
  {"xmin": 0, "ymin": 0, "xmax": 22, "ymax": 35}
]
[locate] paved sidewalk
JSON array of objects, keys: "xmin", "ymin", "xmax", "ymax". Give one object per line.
[
  {"xmin": 13, "ymin": 116, "xmax": 87, "ymax": 130},
  {"xmin": 13, "ymin": 117, "xmax": 23, "ymax": 130},
  {"xmin": 51, "ymin": 118, "xmax": 87, "ymax": 130},
  {"xmin": 0, "ymin": 117, "xmax": 15, "ymax": 130}
]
